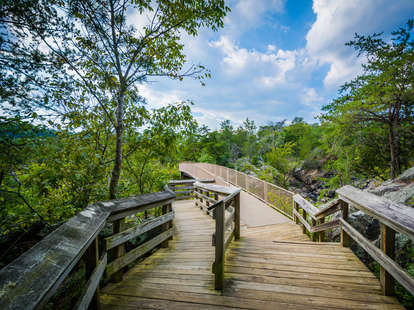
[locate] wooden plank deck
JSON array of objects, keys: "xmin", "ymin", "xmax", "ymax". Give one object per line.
[{"xmin": 101, "ymin": 199, "xmax": 403, "ymax": 310}]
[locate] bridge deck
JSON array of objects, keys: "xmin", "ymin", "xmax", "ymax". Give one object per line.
[{"xmin": 101, "ymin": 200, "xmax": 403, "ymax": 310}]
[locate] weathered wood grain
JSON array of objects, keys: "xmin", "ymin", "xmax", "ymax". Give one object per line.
[
  {"xmin": 0, "ymin": 203, "xmax": 109, "ymax": 310},
  {"xmin": 314, "ymin": 199, "xmax": 340, "ymax": 219},
  {"xmin": 75, "ymin": 253, "xmax": 107, "ymax": 310},
  {"xmin": 106, "ymin": 228, "xmax": 174, "ymax": 277},
  {"xmin": 105, "ymin": 212, "xmax": 174, "ymax": 250},
  {"xmin": 337, "ymin": 185, "xmax": 414, "ymax": 241},
  {"xmin": 381, "ymin": 224, "xmax": 395, "ymax": 296},
  {"xmin": 293, "ymin": 194, "xmax": 319, "ymax": 219},
  {"xmin": 107, "ymin": 191, "xmax": 176, "ymax": 221},
  {"xmin": 340, "ymin": 218, "xmax": 414, "ymax": 296},
  {"xmin": 293, "ymin": 209, "xmax": 312, "ymax": 233},
  {"xmin": 214, "ymin": 201, "xmax": 225, "ymax": 290},
  {"xmin": 101, "ymin": 199, "xmax": 403, "ymax": 310}
]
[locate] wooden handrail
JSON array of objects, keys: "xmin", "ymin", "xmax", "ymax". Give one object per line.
[
  {"xmin": 336, "ymin": 185, "xmax": 414, "ymax": 240},
  {"xmin": 193, "ymin": 181, "xmax": 241, "ymax": 290},
  {"xmin": 167, "ymin": 178, "xmax": 215, "ymax": 200},
  {"xmin": 179, "ymin": 162, "xmax": 294, "ymax": 219},
  {"xmin": 0, "ymin": 190, "xmax": 176, "ymax": 310},
  {"xmin": 293, "ymin": 184, "xmax": 414, "ymax": 297}
]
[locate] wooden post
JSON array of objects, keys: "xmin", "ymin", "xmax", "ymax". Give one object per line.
[
  {"xmin": 214, "ymin": 201, "xmax": 225, "ymax": 290},
  {"xmin": 340, "ymin": 201, "xmax": 350, "ymax": 247},
  {"xmin": 199, "ymin": 189, "xmax": 204, "ymax": 209},
  {"xmin": 263, "ymin": 182, "xmax": 268, "ymax": 202},
  {"xmin": 302, "ymin": 210, "xmax": 307, "ymax": 234},
  {"xmin": 161, "ymin": 203, "xmax": 172, "ymax": 248},
  {"xmin": 111, "ymin": 218, "xmax": 126, "ymax": 282},
  {"xmin": 246, "ymin": 175, "xmax": 249, "ymax": 192},
  {"xmin": 319, "ymin": 218, "xmax": 325, "ymax": 242},
  {"xmin": 234, "ymin": 193, "xmax": 240, "ymax": 240},
  {"xmin": 380, "ymin": 224, "xmax": 395, "ymax": 296},
  {"xmin": 85, "ymin": 237, "xmax": 100, "ymax": 310},
  {"xmin": 294, "ymin": 202, "xmax": 299, "ymax": 224},
  {"xmin": 311, "ymin": 218, "xmax": 318, "ymax": 242},
  {"xmin": 227, "ymin": 168, "xmax": 229, "ymax": 182}
]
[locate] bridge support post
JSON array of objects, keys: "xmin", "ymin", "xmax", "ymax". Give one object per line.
[
  {"xmin": 340, "ymin": 201, "xmax": 350, "ymax": 247},
  {"xmin": 214, "ymin": 201, "xmax": 225, "ymax": 290},
  {"xmin": 380, "ymin": 224, "xmax": 395, "ymax": 296}
]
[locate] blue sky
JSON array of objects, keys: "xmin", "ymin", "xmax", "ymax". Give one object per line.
[{"xmin": 136, "ymin": 0, "xmax": 414, "ymax": 129}]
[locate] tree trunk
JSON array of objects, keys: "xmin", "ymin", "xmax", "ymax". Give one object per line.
[
  {"xmin": 109, "ymin": 91, "xmax": 124, "ymax": 199},
  {"xmin": 388, "ymin": 122, "xmax": 401, "ymax": 179}
]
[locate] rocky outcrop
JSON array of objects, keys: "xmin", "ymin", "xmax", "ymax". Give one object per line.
[{"xmin": 367, "ymin": 167, "xmax": 414, "ymax": 206}]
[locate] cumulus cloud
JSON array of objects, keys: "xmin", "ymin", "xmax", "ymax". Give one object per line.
[
  {"xmin": 223, "ymin": 0, "xmax": 286, "ymax": 38},
  {"xmin": 130, "ymin": 0, "xmax": 414, "ymax": 129},
  {"xmin": 306, "ymin": 0, "xmax": 414, "ymax": 88},
  {"xmin": 210, "ymin": 36, "xmax": 304, "ymax": 87}
]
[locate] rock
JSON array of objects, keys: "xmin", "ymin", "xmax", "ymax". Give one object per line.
[
  {"xmin": 396, "ymin": 167, "xmax": 414, "ymax": 183},
  {"xmin": 348, "ymin": 211, "xmax": 380, "ymax": 240},
  {"xmin": 382, "ymin": 183, "xmax": 414, "ymax": 206},
  {"xmin": 368, "ymin": 166, "xmax": 414, "ymax": 205}
]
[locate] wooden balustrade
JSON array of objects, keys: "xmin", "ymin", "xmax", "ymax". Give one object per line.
[
  {"xmin": 168, "ymin": 179, "xmax": 215, "ymax": 200},
  {"xmin": 179, "ymin": 162, "xmax": 294, "ymax": 218},
  {"xmin": 0, "ymin": 190, "xmax": 176, "ymax": 310},
  {"xmin": 293, "ymin": 185, "xmax": 414, "ymax": 297},
  {"xmin": 193, "ymin": 182, "xmax": 241, "ymax": 290}
]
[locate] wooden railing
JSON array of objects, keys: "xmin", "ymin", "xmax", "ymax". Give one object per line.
[
  {"xmin": 0, "ymin": 190, "xmax": 176, "ymax": 310},
  {"xmin": 167, "ymin": 178, "xmax": 214, "ymax": 200},
  {"xmin": 179, "ymin": 162, "xmax": 294, "ymax": 218},
  {"xmin": 294, "ymin": 185, "xmax": 414, "ymax": 297},
  {"xmin": 193, "ymin": 182, "xmax": 241, "ymax": 290}
]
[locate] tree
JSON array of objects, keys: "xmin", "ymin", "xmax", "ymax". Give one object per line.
[
  {"xmin": 2, "ymin": 0, "xmax": 229, "ymax": 198},
  {"xmin": 322, "ymin": 20, "xmax": 414, "ymax": 178}
]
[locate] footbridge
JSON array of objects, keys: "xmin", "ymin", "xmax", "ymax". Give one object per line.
[{"xmin": 1, "ymin": 163, "xmax": 413, "ymax": 310}]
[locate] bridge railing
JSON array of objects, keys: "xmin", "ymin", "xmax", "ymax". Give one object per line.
[
  {"xmin": 0, "ymin": 190, "xmax": 176, "ymax": 310},
  {"xmin": 179, "ymin": 162, "xmax": 294, "ymax": 219},
  {"xmin": 294, "ymin": 185, "xmax": 414, "ymax": 297},
  {"xmin": 167, "ymin": 179, "xmax": 215, "ymax": 200},
  {"xmin": 193, "ymin": 182, "xmax": 241, "ymax": 290}
]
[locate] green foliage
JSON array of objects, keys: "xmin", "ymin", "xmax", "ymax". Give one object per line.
[
  {"xmin": 321, "ymin": 20, "xmax": 414, "ymax": 179},
  {"xmin": 266, "ymin": 142, "xmax": 296, "ymax": 188}
]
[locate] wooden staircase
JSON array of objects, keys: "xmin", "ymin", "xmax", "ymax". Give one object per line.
[{"xmin": 100, "ymin": 200, "xmax": 403, "ymax": 310}]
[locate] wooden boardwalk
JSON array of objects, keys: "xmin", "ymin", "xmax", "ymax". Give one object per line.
[{"xmin": 101, "ymin": 200, "xmax": 403, "ymax": 310}]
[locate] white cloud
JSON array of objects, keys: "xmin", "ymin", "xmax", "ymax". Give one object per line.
[
  {"xmin": 223, "ymin": 0, "xmax": 286, "ymax": 38},
  {"xmin": 210, "ymin": 36, "xmax": 302, "ymax": 87},
  {"xmin": 138, "ymin": 84, "xmax": 186, "ymax": 109},
  {"xmin": 235, "ymin": 0, "xmax": 285, "ymax": 23},
  {"xmin": 267, "ymin": 44, "xmax": 277, "ymax": 52},
  {"xmin": 306, "ymin": 0, "xmax": 414, "ymax": 88},
  {"xmin": 300, "ymin": 88, "xmax": 324, "ymax": 107}
]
